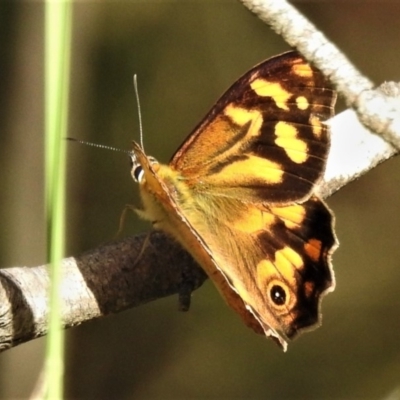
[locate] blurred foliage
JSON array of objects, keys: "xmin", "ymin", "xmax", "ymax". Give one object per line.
[{"xmin": 1, "ymin": 1, "xmax": 400, "ymax": 399}]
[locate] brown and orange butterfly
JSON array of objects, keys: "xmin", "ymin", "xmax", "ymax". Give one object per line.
[{"xmin": 131, "ymin": 51, "xmax": 337, "ymax": 350}]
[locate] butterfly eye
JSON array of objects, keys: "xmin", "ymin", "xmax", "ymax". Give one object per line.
[
  {"xmin": 133, "ymin": 166, "xmax": 144, "ymax": 183},
  {"xmin": 270, "ymin": 284, "xmax": 287, "ymax": 306}
]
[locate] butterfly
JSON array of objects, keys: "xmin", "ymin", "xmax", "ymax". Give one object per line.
[{"xmin": 130, "ymin": 51, "xmax": 337, "ymax": 350}]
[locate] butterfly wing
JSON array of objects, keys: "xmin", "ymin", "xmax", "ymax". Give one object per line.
[
  {"xmin": 181, "ymin": 193, "xmax": 336, "ymax": 344},
  {"xmin": 170, "ymin": 51, "xmax": 336, "ymax": 203}
]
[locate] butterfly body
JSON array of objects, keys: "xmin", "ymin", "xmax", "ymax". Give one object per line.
[{"xmin": 131, "ymin": 51, "xmax": 337, "ymax": 350}]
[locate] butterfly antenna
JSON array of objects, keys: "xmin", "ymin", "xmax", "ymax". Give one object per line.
[
  {"xmin": 133, "ymin": 74, "xmax": 144, "ymax": 150},
  {"xmin": 66, "ymin": 138, "xmax": 131, "ymax": 155}
]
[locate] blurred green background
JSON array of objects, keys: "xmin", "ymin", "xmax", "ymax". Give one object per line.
[{"xmin": 1, "ymin": 1, "xmax": 400, "ymax": 399}]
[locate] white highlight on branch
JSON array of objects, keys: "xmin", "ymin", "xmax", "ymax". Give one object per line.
[{"xmin": 318, "ymin": 109, "xmax": 397, "ymax": 199}]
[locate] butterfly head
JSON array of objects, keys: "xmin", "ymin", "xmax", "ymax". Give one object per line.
[
  {"xmin": 130, "ymin": 142, "xmax": 160, "ymax": 184},
  {"xmin": 130, "ymin": 153, "xmax": 159, "ymax": 184}
]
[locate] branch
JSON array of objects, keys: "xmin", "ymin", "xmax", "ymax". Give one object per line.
[{"xmin": 0, "ymin": 232, "xmax": 207, "ymax": 351}]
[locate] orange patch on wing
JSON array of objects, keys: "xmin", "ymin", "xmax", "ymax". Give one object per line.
[
  {"xmin": 304, "ymin": 281, "xmax": 315, "ymax": 298},
  {"xmin": 304, "ymin": 238, "xmax": 322, "ymax": 261},
  {"xmin": 292, "ymin": 63, "xmax": 313, "ymax": 78}
]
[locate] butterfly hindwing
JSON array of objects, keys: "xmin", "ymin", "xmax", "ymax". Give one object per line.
[{"xmin": 174, "ymin": 184, "xmax": 336, "ymax": 342}]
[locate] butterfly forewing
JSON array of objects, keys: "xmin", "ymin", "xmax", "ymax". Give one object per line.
[{"xmin": 170, "ymin": 51, "xmax": 336, "ymax": 203}]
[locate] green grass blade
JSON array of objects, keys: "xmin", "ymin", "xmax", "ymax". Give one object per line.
[{"xmin": 44, "ymin": 1, "xmax": 72, "ymax": 398}]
